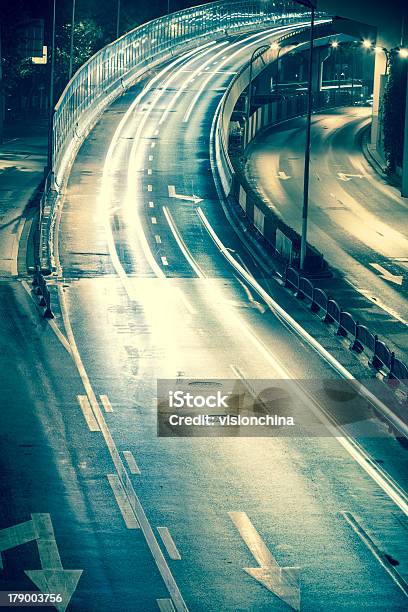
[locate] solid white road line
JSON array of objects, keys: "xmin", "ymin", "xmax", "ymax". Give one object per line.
[
  {"xmin": 100, "ymin": 394, "xmax": 114, "ymax": 413},
  {"xmin": 162, "ymin": 206, "xmax": 204, "ymax": 278},
  {"xmin": 157, "ymin": 527, "xmax": 182, "ymax": 561},
  {"xmin": 107, "ymin": 474, "xmax": 140, "ymax": 529},
  {"xmin": 77, "ymin": 395, "xmax": 100, "ymax": 431},
  {"xmin": 59, "ymin": 286, "xmax": 188, "ymax": 611},
  {"xmin": 342, "ymin": 511, "xmax": 408, "ymax": 597},
  {"xmin": 196, "ymin": 207, "xmax": 408, "ymax": 516},
  {"xmin": 123, "ymin": 450, "xmax": 141, "ymax": 475}
]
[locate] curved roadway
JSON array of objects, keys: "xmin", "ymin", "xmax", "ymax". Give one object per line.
[{"xmin": 3, "ymin": 27, "xmax": 408, "ymax": 612}]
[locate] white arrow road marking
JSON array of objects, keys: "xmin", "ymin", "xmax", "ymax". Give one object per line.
[
  {"xmin": 0, "ymin": 520, "xmax": 37, "ymax": 568},
  {"xmin": 168, "ymin": 185, "xmax": 203, "ymax": 204},
  {"xmin": 277, "ymin": 171, "xmax": 291, "ymax": 180},
  {"xmin": 229, "ymin": 512, "xmax": 300, "ymax": 611},
  {"xmin": 157, "ymin": 527, "xmax": 181, "ymax": 561},
  {"xmin": 337, "ymin": 172, "xmax": 364, "ymax": 181},
  {"xmin": 25, "ymin": 514, "xmax": 82, "ymax": 612},
  {"xmin": 369, "ymin": 263, "xmax": 404, "ymax": 285}
]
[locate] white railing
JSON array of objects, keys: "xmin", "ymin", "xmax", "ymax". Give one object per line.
[{"xmin": 52, "ymin": 0, "xmax": 310, "ymax": 186}]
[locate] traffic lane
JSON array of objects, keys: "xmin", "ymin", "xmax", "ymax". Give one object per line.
[
  {"xmin": 0, "ymin": 280, "xmax": 171, "ymax": 611},
  {"xmin": 245, "ymin": 113, "xmax": 408, "ymax": 319},
  {"xmin": 60, "ymin": 275, "xmax": 408, "ymax": 611}
]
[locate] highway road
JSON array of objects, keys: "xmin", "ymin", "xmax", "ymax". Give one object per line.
[
  {"xmin": 2, "ymin": 27, "xmax": 408, "ymax": 612},
  {"xmin": 245, "ymin": 107, "xmax": 408, "ymax": 329}
]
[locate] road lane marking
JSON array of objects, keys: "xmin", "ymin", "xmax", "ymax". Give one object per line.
[
  {"xmin": 77, "ymin": 395, "xmax": 100, "ymax": 431},
  {"xmin": 157, "ymin": 527, "xmax": 182, "ymax": 560},
  {"xmin": 107, "ymin": 474, "xmax": 140, "ymax": 529},
  {"xmin": 149, "ymin": 201, "xmax": 155, "ymax": 208},
  {"xmin": 155, "ymin": 235, "xmax": 162, "ymax": 244},
  {"xmin": 123, "ymin": 451, "xmax": 141, "ymax": 475},
  {"xmin": 167, "ymin": 185, "xmax": 203, "ymax": 203},
  {"xmin": 100, "ymin": 394, "xmax": 113, "ymax": 413},
  {"xmin": 151, "ymin": 217, "xmax": 157, "ymax": 224},
  {"xmin": 157, "ymin": 600, "xmax": 176, "ymax": 612},
  {"xmin": 337, "ymin": 172, "xmax": 364, "ymax": 181},
  {"xmin": 342, "ymin": 511, "xmax": 408, "ymax": 597},
  {"xmin": 148, "ymin": 184, "xmax": 153, "ymax": 192},
  {"xmin": 149, "ymin": 155, "xmax": 154, "ymax": 161},
  {"xmin": 161, "ymin": 256, "xmax": 169, "ymax": 266},
  {"xmin": 277, "ymin": 170, "xmax": 291, "ymax": 180},
  {"xmin": 369, "ymin": 263, "xmax": 403, "ymax": 285},
  {"xmin": 229, "ymin": 512, "xmax": 300, "ymax": 610},
  {"xmin": 148, "ymin": 168, "xmax": 153, "ymax": 175},
  {"xmin": 162, "ymin": 206, "xmax": 205, "ymax": 278},
  {"xmin": 196, "ymin": 208, "xmax": 408, "ymax": 515}
]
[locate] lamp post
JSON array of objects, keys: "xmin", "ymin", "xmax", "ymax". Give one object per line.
[
  {"xmin": 68, "ymin": 0, "xmax": 76, "ymax": 80},
  {"xmin": 300, "ymin": 1, "xmax": 315, "ymax": 271},
  {"xmin": 47, "ymin": 0, "xmax": 56, "ymax": 184},
  {"xmin": 116, "ymin": 0, "xmax": 121, "ymax": 39}
]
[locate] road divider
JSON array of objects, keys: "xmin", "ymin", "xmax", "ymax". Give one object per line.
[{"xmin": 283, "ymin": 265, "xmax": 408, "ymax": 395}]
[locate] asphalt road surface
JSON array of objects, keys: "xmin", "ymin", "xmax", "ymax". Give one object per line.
[
  {"xmin": 245, "ymin": 107, "xmax": 408, "ymax": 327},
  {"xmin": 2, "ymin": 27, "xmax": 408, "ymax": 612}
]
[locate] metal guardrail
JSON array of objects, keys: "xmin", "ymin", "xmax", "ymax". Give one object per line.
[
  {"xmin": 52, "ymin": 0, "xmax": 310, "ymax": 187},
  {"xmin": 284, "ymin": 266, "xmax": 408, "ymax": 392}
]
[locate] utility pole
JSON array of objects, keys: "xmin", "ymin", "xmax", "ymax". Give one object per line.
[
  {"xmin": 47, "ymin": 0, "xmax": 56, "ymax": 183},
  {"xmin": 300, "ymin": 1, "xmax": 315, "ymax": 270},
  {"xmin": 116, "ymin": 0, "xmax": 121, "ymax": 39},
  {"xmin": 69, "ymin": 0, "xmax": 76, "ymax": 80}
]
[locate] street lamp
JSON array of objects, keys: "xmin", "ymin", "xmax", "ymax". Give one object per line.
[
  {"xmin": 47, "ymin": 0, "xmax": 56, "ymax": 185},
  {"xmin": 299, "ymin": 1, "xmax": 316, "ymax": 271}
]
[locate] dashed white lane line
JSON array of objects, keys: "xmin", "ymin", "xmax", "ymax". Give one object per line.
[
  {"xmin": 157, "ymin": 527, "xmax": 181, "ymax": 560},
  {"xmin": 149, "ymin": 201, "xmax": 155, "ymax": 208},
  {"xmin": 155, "ymin": 234, "xmax": 162, "ymax": 244},
  {"xmin": 123, "ymin": 451, "xmax": 141, "ymax": 475},
  {"xmin": 148, "ymin": 168, "xmax": 152, "ymax": 175},
  {"xmin": 149, "ymin": 154, "xmax": 154, "ymax": 161},
  {"xmin": 157, "ymin": 600, "xmax": 176, "ymax": 612},
  {"xmin": 107, "ymin": 474, "xmax": 140, "ymax": 529},
  {"xmin": 77, "ymin": 395, "xmax": 100, "ymax": 431},
  {"xmin": 161, "ymin": 256, "xmax": 169, "ymax": 266},
  {"xmin": 154, "ymin": 129, "xmax": 159, "ymax": 136},
  {"xmin": 151, "ymin": 217, "xmax": 157, "ymax": 224},
  {"xmin": 151, "ymin": 142, "xmax": 156, "ymax": 149},
  {"xmin": 100, "ymin": 394, "xmax": 113, "ymax": 413},
  {"xmin": 148, "ymin": 184, "xmax": 153, "ymax": 192}
]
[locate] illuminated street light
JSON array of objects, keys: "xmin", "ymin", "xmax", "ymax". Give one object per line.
[
  {"xmin": 331, "ymin": 40, "xmax": 339, "ymax": 48},
  {"xmin": 399, "ymin": 48, "xmax": 408, "ymax": 59},
  {"xmin": 362, "ymin": 39, "xmax": 372, "ymax": 49}
]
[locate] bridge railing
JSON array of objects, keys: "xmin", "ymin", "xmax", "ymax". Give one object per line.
[{"xmin": 52, "ymin": 0, "xmax": 309, "ymax": 187}]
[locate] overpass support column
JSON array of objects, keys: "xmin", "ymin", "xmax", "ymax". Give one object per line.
[
  {"xmin": 311, "ymin": 47, "xmax": 330, "ymax": 96},
  {"xmin": 371, "ymin": 51, "xmax": 387, "ymax": 152}
]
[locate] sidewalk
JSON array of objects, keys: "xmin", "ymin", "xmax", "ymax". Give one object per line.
[{"xmin": 0, "ymin": 119, "xmax": 47, "ymax": 277}]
